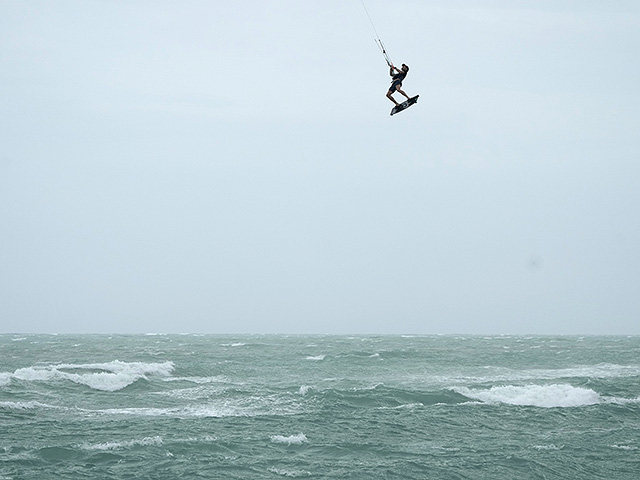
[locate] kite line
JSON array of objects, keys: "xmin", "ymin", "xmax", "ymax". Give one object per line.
[{"xmin": 360, "ymin": 0, "xmax": 393, "ymax": 67}]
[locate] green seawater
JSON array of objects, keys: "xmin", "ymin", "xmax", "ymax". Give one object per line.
[{"xmin": 1, "ymin": 334, "xmax": 639, "ymax": 479}]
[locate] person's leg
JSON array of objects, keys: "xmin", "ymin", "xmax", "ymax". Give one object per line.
[
  {"xmin": 387, "ymin": 90, "xmax": 399, "ymax": 105},
  {"xmin": 396, "ymin": 86, "xmax": 410, "ymax": 100}
]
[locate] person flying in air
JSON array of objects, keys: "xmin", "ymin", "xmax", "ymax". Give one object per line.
[{"xmin": 386, "ymin": 63, "xmax": 411, "ymax": 106}]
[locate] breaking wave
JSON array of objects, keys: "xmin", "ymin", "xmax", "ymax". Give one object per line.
[
  {"xmin": 270, "ymin": 433, "xmax": 307, "ymax": 445},
  {"xmin": 3, "ymin": 360, "xmax": 174, "ymax": 392},
  {"xmin": 79, "ymin": 436, "xmax": 164, "ymax": 451},
  {"xmin": 452, "ymin": 384, "xmax": 639, "ymax": 408}
]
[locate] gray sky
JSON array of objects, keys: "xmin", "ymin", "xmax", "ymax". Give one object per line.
[{"xmin": 1, "ymin": 0, "xmax": 639, "ymax": 334}]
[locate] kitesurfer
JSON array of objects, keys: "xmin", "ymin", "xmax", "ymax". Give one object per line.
[{"xmin": 386, "ymin": 63, "xmax": 410, "ymax": 106}]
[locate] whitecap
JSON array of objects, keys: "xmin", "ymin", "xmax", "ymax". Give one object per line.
[
  {"xmin": 610, "ymin": 444, "xmax": 637, "ymax": 451},
  {"xmin": 80, "ymin": 436, "xmax": 163, "ymax": 451},
  {"xmin": 298, "ymin": 385, "xmax": 311, "ymax": 395},
  {"xmin": 95, "ymin": 406, "xmax": 180, "ymax": 417},
  {"xmin": 156, "ymin": 384, "xmax": 227, "ymax": 400},
  {"xmin": 533, "ymin": 444, "xmax": 563, "ymax": 451},
  {"xmin": 270, "ymin": 433, "xmax": 307, "ymax": 445},
  {"xmin": 603, "ymin": 395, "xmax": 640, "ymax": 405},
  {"xmin": 268, "ymin": 467, "xmax": 311, "ymax": 477},
  {"xmin": 13, "ymin": 367, "xmax": 54, "ymax": 382},
  {"xmin": 0, "ymin": 400, "xmax": 59, "ymax": 411},
  {"xmin": 452, "ymin": 384, "xmax": 602, "ymax": 408},
  {"xmin": 163, "ymin": 375, "xmax": 227, "ymax": 384},
  {"xmin": 8, "ymin": 360, "xmax": 174, "ymax": 392},
  {"xmin": 305, "ymin": 355, "xmax": 325, "ymax": 361},
  {"xmin": 95, "ymin": 402, "xmax": 253, "ymax": 418}
]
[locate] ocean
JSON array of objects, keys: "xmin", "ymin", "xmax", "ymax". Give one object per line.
[{"xmin": 1, "ymin": 334, "xmax": 638, "ymax": 479}]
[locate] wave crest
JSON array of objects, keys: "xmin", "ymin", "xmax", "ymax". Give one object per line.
[
  {"xmin": 6, "ymin": 360, "xmax": 174, "ymax": 392},
  {"xmin": 270, "ymin": 433, "xmax": 307, "ymax": 445},
  {"xmin": 453, "ymin": 384, "xmax": 604, "ymax": 408},
  {"xmin": 80, "ymin": 436, "xmax": 164, "ymax": 451}
]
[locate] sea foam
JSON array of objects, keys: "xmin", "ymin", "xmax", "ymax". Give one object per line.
[
  {"xmin": 0, "ymin": 400, "xmax": 59, "ymax": 411},
  {"xmin": 7, "ymin": 360, "xmax": 174, "ymax": 392},
  {"xmin": 270, "ymin": 433, "xmax": 307, "ymax": 445},
  {"xmin": 268, "ymin": 467, "xmax": 311, "ymax": 477},
  {"xmin": 298, "ymin": 385, "xmax": 311, "ymax": 395},
  {"xmin": 79, "ymin": 436, "xmax": 164, "ymax": 451},
  {"xmin": 453, "ymin": 384, "xmax": 603, "ymax": 408}
]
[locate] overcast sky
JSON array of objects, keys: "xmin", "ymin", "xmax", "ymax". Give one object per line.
[{"xmin": 1, "ymin": 1, "xmax": 639, "ymax": 334}]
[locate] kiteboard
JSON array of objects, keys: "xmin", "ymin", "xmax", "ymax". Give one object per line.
[{"xmin": 390, "ymin": 95, "xmax": 419, "ymax": 116}]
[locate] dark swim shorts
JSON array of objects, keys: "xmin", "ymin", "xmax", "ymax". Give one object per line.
[{"xmin": 389, "ymin": 79, "xmax": 402, "ymax": 93}]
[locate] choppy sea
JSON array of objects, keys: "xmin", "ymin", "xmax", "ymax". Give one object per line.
[{"xmin": 1, "ymin": 334, "xmax": 638, "ymax": 479}]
